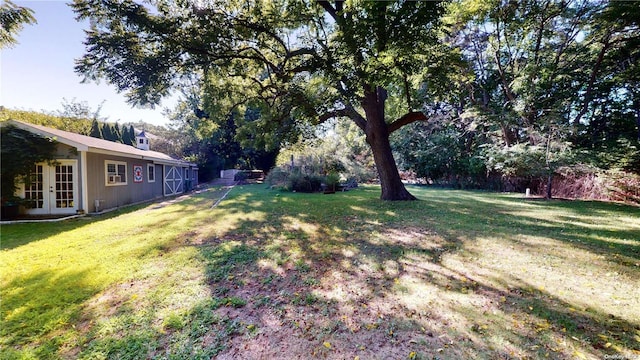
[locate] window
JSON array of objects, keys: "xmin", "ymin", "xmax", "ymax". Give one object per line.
[
  {"xmin": 139, "ymin": 138, "xmax": 144, "ymax": 144},
  {"xmin": 105, "ymin": 160, "xmax": 127, "ymax": 186},
  {"xmin": 147, "ymin": 164, "xmax": 155, "ymax": 182}
]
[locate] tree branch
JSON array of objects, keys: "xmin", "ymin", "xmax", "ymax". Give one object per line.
[
  {"xmin": 287, "ymin": 47, "xmax": 317, "ymax": 58},
  {"xmin": 319, "ymin": 105, "xmax": 367, "ymax": 131},
  {"xmin": 233, "ymin": 17, "xmax": 288, "ymax": 53},
  {"xmin": 388, "ymin": 111, "xmax": 428, "ymax": 133},
  {"xmin": 317, "ymin": 1, "xmax": 338, "ymax": 21},
  {"xmin": 401, "ymin": 71, "xmax": 411, "ymax": 113},
  {"xmin": 318, "ymin": 109, "xmax": 349, "ymax": 122}
]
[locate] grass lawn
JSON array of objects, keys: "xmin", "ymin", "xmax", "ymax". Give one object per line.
[{"xmin": 1, "ymin": 184, "xmax": 639, "ymax": 359}]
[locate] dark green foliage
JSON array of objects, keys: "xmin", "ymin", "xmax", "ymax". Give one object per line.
[
  {"xmin": 210, "ymin": 114, "xmax": 242, "ymax": 170},
  {"xmin": 165, "ymin": 104, "xmax": 279, "ymax": 182},
  {"xmin": 0, "ymin": 0, "xmax": 36, "ymax": 48},
  {"xmin": 265, "ymin": 167, "xmax": 330, "ymax": 193},
  {"xmin": 128, "ymin": 126, "xmax": 135, "ymax": 144},
  {"xmin": 387, "ymin": 0, "xmax": 640, "ymax": 198},
  {"xmin": 325, "ymin": 173, "xmax": 340, "ymax": 192},
  {"xmin": 101, "ymin": 123, "xmax": 116, "ymax": 142},
  {"xmin": 113, "ymin": 122, "xmax": 122, "ymax": 143},
  {"xmin": 121, "ymin": 124, "xmax": 133, "ymax": 145},
  {"xmin": 394, "ymin": 123, "xmax": 486, "ymax": 188},
  {"xmin": 572, "ymin": 110, "xmax": 640, "ymax": 173},
  {"xmin": 210, "ymin": 111, "xmax": 278, "ymax": 172},
  {"xmin": 0, "ymin": 125, "xmax": 58, "ymax": 203},
  {"xmin": 287, "ymin": 172, "xmax": 324, "ymax": 193},
  {"xmin": 89, "ymin": 119, "xmax": 102, "ymax": 138},
  {"xmin": 240, "ymin": 146, "xmax": 279, "ymax": 174}
]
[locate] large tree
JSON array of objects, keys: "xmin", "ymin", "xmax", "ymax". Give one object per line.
[{"xmin": 72, "ymin": 0, "xmax": 451, "ymax": 200}]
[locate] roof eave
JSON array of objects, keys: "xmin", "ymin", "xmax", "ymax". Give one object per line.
[{"xmin": 4, "ymin": 120, "xmax": 90, "ymax": 151}]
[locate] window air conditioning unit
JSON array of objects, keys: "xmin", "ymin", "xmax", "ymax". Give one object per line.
[{"xmin": 108, "ymin": 175, "xmax": 121, "ymax": 184}]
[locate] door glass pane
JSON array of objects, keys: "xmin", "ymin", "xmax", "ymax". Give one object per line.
[
  {"xmin": 24, "ymin": 165, "xmax": 44, "ymax": 208},
  {"xmin": 54, "ymin": 165, "xmax": 74, "ymax": 209}
]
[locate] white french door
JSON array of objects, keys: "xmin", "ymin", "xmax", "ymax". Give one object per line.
[{"xmin": 23, "ymin": 160, "xmax": 78, "ymax": 215}]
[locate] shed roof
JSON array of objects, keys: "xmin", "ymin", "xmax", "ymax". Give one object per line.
[{"xmin": 3, "ymin": 119, "xmax": 195, "ymax": 167}]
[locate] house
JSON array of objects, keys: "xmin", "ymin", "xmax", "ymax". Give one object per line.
[{"xmin": 1, "ymin": 119, "xmax": 198, "ymax": 216}]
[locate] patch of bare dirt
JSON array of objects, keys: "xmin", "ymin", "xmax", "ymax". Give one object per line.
[{"xmin": 206, "ymin": 239, "xmax": 467, "ymax": 360}]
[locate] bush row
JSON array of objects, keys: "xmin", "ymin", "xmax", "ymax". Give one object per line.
[{"xmin": 265, "ymin": 167, "xmax": 346, "ymax": 193}]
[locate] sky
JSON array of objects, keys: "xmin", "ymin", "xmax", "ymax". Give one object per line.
[{"xmin": 1, "ymin": 1, "xmax": 176, "ymax": 126}]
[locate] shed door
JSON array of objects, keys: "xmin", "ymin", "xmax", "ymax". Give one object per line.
[{"xmin": 164, "ymin": 165, "xmax": 183, "ymax": 196}]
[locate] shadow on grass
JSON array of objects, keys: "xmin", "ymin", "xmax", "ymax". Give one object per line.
[
  {"xmin": 3, "ymin": 184, "xmax": 639, "ymax": 359},
  {"xmin": 421, "ymin": 263, "xmax": 640, "ymax": 358},
  {"xmin": 0, "ymin": 187, "xmax": 234, "ymax": 359},
  {"xmin": 0, "ymin": 268, "xmax": 98, "ymax": 358},
  {"xmin": 394, "ymin": 189, "xmax": 638, "ymax": 263},
  {"xmin": 180, "ymin": 185, "xmax": 639, "ymax": 358}
]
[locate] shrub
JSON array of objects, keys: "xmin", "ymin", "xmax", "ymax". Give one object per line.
[
  {"xmin": 266, "ymin": 166, "xmax": 351, "ymax": 193},
  {"xmin": 287, "ymin": 172, "xmax": 324, "ymax": 193},
  {"xmin": 325, "ymin": 173, "xmax": 340, "ymax": 192},
  {"xmin": 265, "ymin": 167, "xmax": 290, "ymax": 189}
]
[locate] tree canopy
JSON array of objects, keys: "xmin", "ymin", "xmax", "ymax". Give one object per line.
[
  {"xmin": 390, "ymin": 0, "xmax": 639, "ymax": 199},
  {"xmin": 72, "ymin": 0, "xmax": 454, "ymax": 200},
  {"xmin": 71, "ymin": 0, "xmax": 639, "ymax": 201}
]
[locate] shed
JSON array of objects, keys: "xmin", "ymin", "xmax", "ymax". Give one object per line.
[{"xmin": 1, "ymin": 120, "xmax": 198, "ymax": 216}]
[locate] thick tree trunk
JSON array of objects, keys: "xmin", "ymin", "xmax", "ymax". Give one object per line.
[
  {"xmin": 362, "ymin": 86, "xmax": 416, "ymax": 201},
  {"xmin": 367, "ymin": 129, "xmax": 416, "ymax": 201}
]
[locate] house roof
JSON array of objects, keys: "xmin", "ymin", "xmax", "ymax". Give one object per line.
[{"xmin": 3, "ymin": 119, "xmax": 196, "ymax": 167}]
